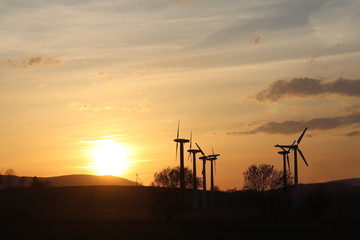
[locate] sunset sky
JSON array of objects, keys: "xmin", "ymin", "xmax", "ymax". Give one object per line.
[{"xmin": 1, "ymin": 0, "xmax": 359, "ymax": 190}]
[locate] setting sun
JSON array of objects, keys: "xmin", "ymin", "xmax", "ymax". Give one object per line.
[{"xmin": 90, "ymin": 140, "xmax": 130, "ymax": 176}]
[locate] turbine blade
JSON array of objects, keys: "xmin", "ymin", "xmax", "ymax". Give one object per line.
[
  {"xmin": 214, "ymin": 160, "xmax": 217, "ymax": 175},
  {"xmin": 176, "ymin": 120, "xmax": 180, "ymax": 139},
  {"xmin": 286, "ymin": 155, "xmax": 291, "ymax": 172},
  {"xmin": 297, "ymin": 127, "xmax": 307, "ymax": 144},
  {"xmin": 189, "ymin": 130, "xmax": 192, "ymax": 149},
  {"xmin": 212, "ymin": 147, "xmax": 215, "ymax": 156},
  {"xmin": 187, "ymin": 151, "xmax": 191, "ymax": 161},
  {"xmin": 290, "ymin": 140, "xmax": 296, "ymax": 150},
  {"xmin": 279, "ymin": 146, "xmax": 286, "ymax": 151},
  {"xmin": 195, "ymin": 142, "xmax": 205, "ymax": 156},
  {"xmin": 298, "ymin": 148, "xmax": 309, "ymax": 166}
]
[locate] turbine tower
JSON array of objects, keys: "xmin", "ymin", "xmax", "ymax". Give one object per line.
[
  {"xmin": 187, "ymin": 132, "xmax": 201, "ymax": 208},
  {"xmin": 173, "ymin": 121, "xmax": 189, "ymax": 192},
  {"xmin": 275, "ymin": 127, "xmax": 309, "ymax": 205},
  {"xmin": 196, "ymin": 143, "xmax": 208, "ymax": 209},
  {"xmin": 207, "ymin": 147, "xmax": 220, "ymax": 208},
  {"xmin": 276, "ymin": 148, "xmax": 291, "ymax": 189}
]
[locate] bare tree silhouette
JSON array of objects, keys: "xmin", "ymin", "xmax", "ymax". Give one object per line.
[
  {"xmin": 151, "ymin": 166, "xmax": 202, "ymax": 189},
  {"xmin": 4, "ymin": 169, "xmax": 16, "ymax": 188},
  {"xmin": 243, "ymin": 164, "xmax": 292, "ymax": 192}
]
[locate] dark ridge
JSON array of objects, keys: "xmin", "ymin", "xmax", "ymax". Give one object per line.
[{"xmin": 0, "ymin": 174, "xmax": 138, "ymax": 189}]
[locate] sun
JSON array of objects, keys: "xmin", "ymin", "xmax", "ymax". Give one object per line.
[{"xmin": 90, "ymin": 140, "xmax": 130, "ymax": 176}]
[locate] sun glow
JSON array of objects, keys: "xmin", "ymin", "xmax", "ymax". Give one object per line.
[{"xmin": 90, "ymin": 140, "xmax": 130, "ymax": 176}]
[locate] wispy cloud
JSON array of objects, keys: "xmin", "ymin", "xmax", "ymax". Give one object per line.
[
  {"xmin": 97, "ymin": 72, "xmax": 106, "ymax": 78},
  {"xmin": 254, "ymin": 77, "xmax": 360, "ymax": 102},
  {"xmin": 35, "ymin": 83, "xmax": 48, "ymax": 88},
  {"xmin": 4, "ymin": 57, "xmax": 60, "ymax": 69},
  {"xmin": 344, "ymin": 131, "xmax": 360, "ymax": 137},
  {"xmin": 131, "ymin": 65, "xmax": 167, "ymax": 76},
  {"xmin": 227, "ymin": 112, "xmax": 360, "ymax": 136},
  {"xmin": 309, "ymin": 53, "xmax": 318, "ymax": 63},
  {"xmin": 173, "ymin": 0, "xmax": 193, "ymax": 5},
  {"xmin": 121, "ymin": 98, "xmax": 153, "ymax": 112},
  {"xmin": 250, "ymin": 36, "xmax": 265, "ymax": 45},
  {"xmin": 68, "ymin": 101, "xmax": 113, "ymax": 112},
  {"xmin": 131, "ymin": 68, "xmax": 146, "ymax": 76},
  {"xmin": 80, "ymin": 134, "xmax": 126, "ymax": 142},
  {"xmin": 133, "ymin": 85, "xmax": 171, "ymax": 95}
]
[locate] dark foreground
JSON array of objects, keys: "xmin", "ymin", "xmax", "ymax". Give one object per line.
[
  {"xmin": 1, "ymin": 184, "xmax": 359, "ymax": 239},
  {"xmin": 2, "ymin": 219, "xmax": 359, "ymax": 239}
]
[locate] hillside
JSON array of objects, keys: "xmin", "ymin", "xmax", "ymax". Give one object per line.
[
  {"xmin": 327, "ymin": 178, "xmax": 360, "ymax": 186},
  {"xmin": 0, "ymin": 174, "xmax": 138, "ymax": 188},
  {"xmin": 43, "ymin": 174, "xmax": 138, "ymax": 187}
]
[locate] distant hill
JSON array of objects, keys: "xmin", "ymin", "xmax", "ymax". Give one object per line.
[
  {"xmin": 296, "ymin": 178, "xmax": 360, "ymax": 196},
  {"xmin": 327, "ymin": 178, "xmax": 360, "ymax": 186},
  {"xmin": 0, "ymin": 174, "xmax": 138, "ymax": 188}
]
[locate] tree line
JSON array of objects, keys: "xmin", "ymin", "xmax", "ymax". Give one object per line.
[
  {"xmin": 151, "ymin": 163, "xmax": 293, "ymax": 192},
  {"xmin": 0, "ymin": 169, "xmax": 50, "ymax": 189}
]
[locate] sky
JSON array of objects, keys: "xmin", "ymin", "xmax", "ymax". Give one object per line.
[{"xmin": 1, "ymin": 0, "xmax": 359, "ymax": 190}]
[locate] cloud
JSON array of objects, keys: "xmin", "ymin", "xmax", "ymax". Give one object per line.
[
  {"xmin": 131, "ymin": 65, "xmax": 167, "ymax": 76},
  {"xmin": 254, "ymin": 77, "xmax": 360, "ymax": 102},
  {"xmin": 174, "ymin": 0, "xmax": 192, "ymax": 5},
  {"xmin": 344, "ymin": 131, "xmax": 360, "ymax": 137},
  {"xmin": 131, "ymin": 68, "xmax": 146, "ymax": 76},
  {"xmin": 97, "ymin": 72, "xmax": 106, "ymax": 78},
  {"xmin": 4, "ymin": 59, "xmax": 17, "ymax": 68},
  {"xmin": 192, "ymin": 0, "xmax": 328, "ymax": 49},
  {"xmin": 4, "ymin": 57, "xmax": 60, "ymax": 69},
  {"xmin": 35, "ymin": 83, "xmax": 48, "ymax": 88},
  {"xmin": 309, "ymin": 53, "xmax": 317, "ymax": 63},
  {"xmin": 121, "ymin": 99, "xmax": 153, "ymax": 112},
  {"xmin": 250, "ymin": 36, "xmax": 265, "ymax": 45},
  {"xmin": 68, "ymin": 101, "xmax": 112, "ymax": 112},
  {"xmin": 133, "ymin": 85, "xmax": 171, "ymax": 95},
  {"xmin": 309, "ymin": 0, "xmax": 360, "ymax": 46},
  {"xmin": 227, "ymin": 112, "xmax": 360, "ymax": 136},
  {"xmin": 162, "ymin": 0, "xmax": 192, "ymax": 5},
  {"xmin": 68, "ymin": 102, "xmax": 91, "ymax": 111}
]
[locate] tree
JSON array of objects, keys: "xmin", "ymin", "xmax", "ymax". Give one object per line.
[
  {"xmin": 243, "ymin": 164, "xmax": 292, "ymax": 192},
  {"xmin": 30, "ymin": 176, "xmax": 51, "ymax": 188},
  {"xmin": 151, "ymin": 166, "xmax": 202, "ymax": 189},
  {"xmin": 4, "ymin": 168, "xmax": 16, "ymax": 188}
]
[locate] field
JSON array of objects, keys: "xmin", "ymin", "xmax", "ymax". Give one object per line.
[
  {"xmin": 1, "ymin": 184, "xmax": 359, "ymax": 239},
  {"xmin": 2, "ymin": 218, "xmax": 359, "ymax": 239}
]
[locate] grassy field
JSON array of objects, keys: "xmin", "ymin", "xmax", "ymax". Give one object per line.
[
  {"xmin": 1, "ymin": 185, "xmax": 359, "ymax": 239},
  {"xmin": 2, "ymin": 219, "xmax": 359, "ymax": 239}
]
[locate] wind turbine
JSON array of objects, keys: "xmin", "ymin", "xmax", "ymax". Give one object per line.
[
  {"xmin": 196, "ymin": 142, "xmax": 208, "ymax": 209},
  {"xmin": 275, "ymin": 127, "xmax": 309, "ymax": 205},
  {"xmin": 276, "ymin": 147, "xmax": 291, "ymax": 189},
  {"xmin": 207, "ymin": 147, "xmax": 220, "ymax": 208},
  {"xmin": 187, "ymin": 132, "xmax": 201, "ymax": 208},
  {"xmin": 173, "ymin": 121, "xmax": 189, "ymax": 192}
]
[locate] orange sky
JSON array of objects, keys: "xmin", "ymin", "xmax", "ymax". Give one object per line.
[{"xmin": 0, "ymin": 0, "xmax": 359, "ymax": 190}]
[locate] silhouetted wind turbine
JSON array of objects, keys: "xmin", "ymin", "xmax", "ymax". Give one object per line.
[
  {"xmin": 196, "ymin": 142, "xmax": 208, "ymax": 209},
  {"xmin": 207, "ymin": 147, "xmax": 220, "ymax": 208},
  {"xmin": 187, "ymin": 132, "xmax": 201, "ymax": 208},
  {"xmin": 275, "ymin": 128, "xmax": 309, "ymax": 205},
  {"xmin": 276, "ymin": 146, "xmax": 292, "ymax": 189},
  {"xmin": 173, "ymin": 121, "xmax": 189, "ymax": 192}
]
